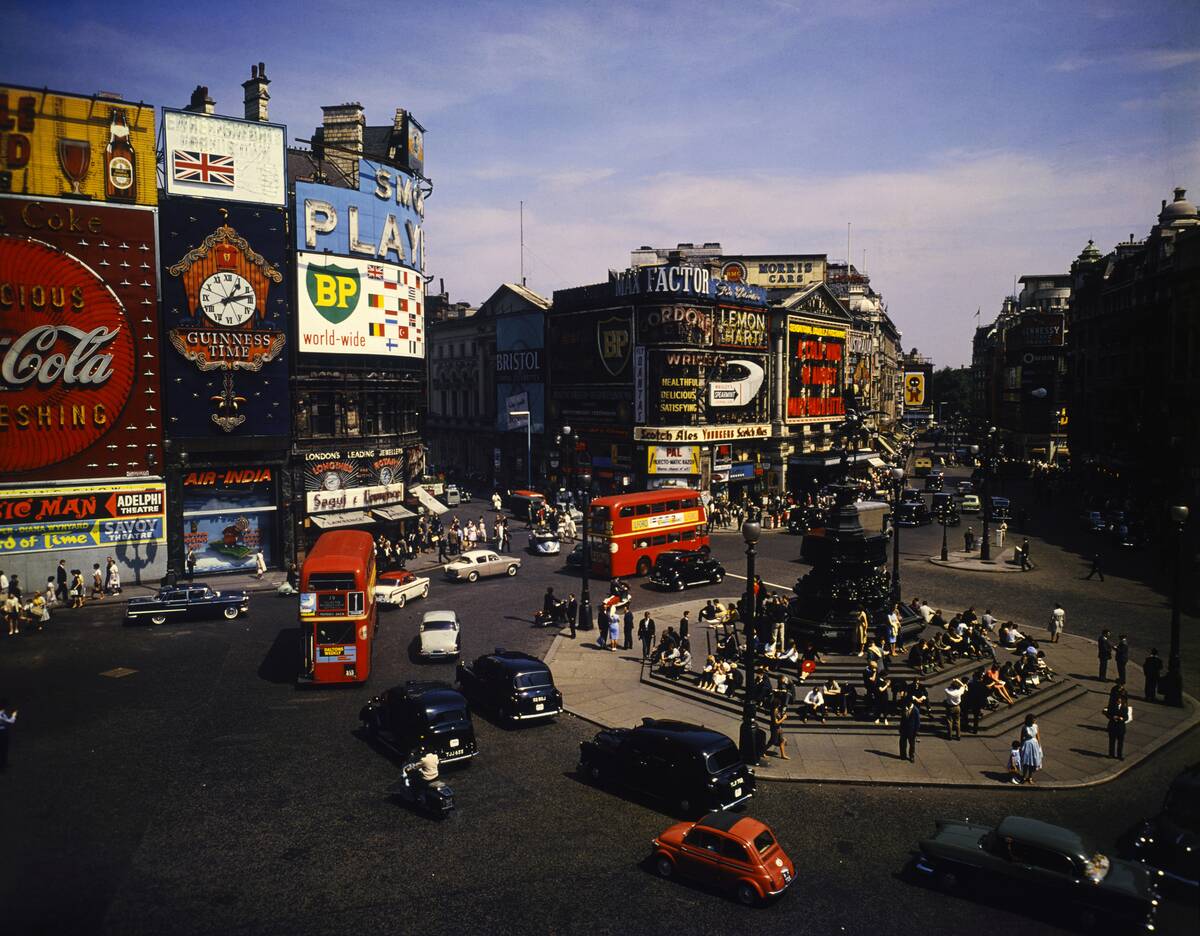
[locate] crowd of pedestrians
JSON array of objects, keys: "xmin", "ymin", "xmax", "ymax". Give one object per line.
[{"xmin": 1, "ymin": 558, "xmax": 123, "ymax": 639}]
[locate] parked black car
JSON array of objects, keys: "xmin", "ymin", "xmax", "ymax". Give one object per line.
[
  {"xmin": 1124, "ymin": 762, "xmax": 1199, "ymax": 895},
  {"xmin": 894, "ymin": 501, "xmax": 932, "ymax": 527},
  {"xmin": 565, "ymin": 542, "xmax": 593, "ymax": 569},
  {"xmin": 901, "ymin": 488, "xmax": 924, "ymax": 504},
  {"xmin": 916, "ymin": 815, "xmax": 1161, "ymax": 932},
  {"xmin": 649, "ymin": 551, "xmax": 725, "ymax": 591},
  {"xmin": 923, "ymin": 471, "xmax": 944, "ymax": 492},
  {"xmin": 359, "ymin": 680, "xmax": 478, "ymax": 764},
  {"xmin": 125, "ymin": 583, "xmax": 248, "ymax": 626},
  {"xmin": 579, "ymin": 718, "xmax": 755, "ymax": 816},
  {"xmin": 456, "ymin": 650, "xmax": 563, "ymax": 724}
]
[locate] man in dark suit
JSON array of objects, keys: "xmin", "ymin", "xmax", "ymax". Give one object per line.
[
  {"xmin": 1098, "ymin": 629, "xmax": 1113, "ymax": 681},
  {"xmin": 623, "ymin": 606, "xmax": 635, "ymax": 651},
  {"xmin": 1115, "ymin": 634, "xmax": 1130, "ymax": 685},
  {"xmin": 566, "ymin": 594, "xmax": 578, "ymax": 639},
  {"xmin": 678, "ymin": 611, "xmax": 690, "ymax": 642},
  {"xmin": 899, "ymin": 694, "xmax": 921, "ymax": 762},
  {"xmin": 638, "ymin": 612, "xmax": 656, "ymax": 659},
  {"xmin": 55, "ymin": 560, "xmax": 68, "ymax": 605},
  {"xmin": 1143, "ymin": 648, "xmax": 1162, "ymax": 702}
]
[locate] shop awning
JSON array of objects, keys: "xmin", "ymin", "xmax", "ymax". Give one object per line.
[
  {"xmin": 310, "ymin": 510, "xmax": 375, "ymax": 529},
  {"xmin": 876, "ymin": 436, "xmax": 898, "ymax": 457},
  {"xmin": 866, "ymin": 455, "xmax": 887, "ymax": 468},
  {"xmin": 413, "ymin": 485, "xmax": 448, "ymax": 515},
  {"xmin": 373, "ymin": 504, "xmax": 416, "ymax": 522}
]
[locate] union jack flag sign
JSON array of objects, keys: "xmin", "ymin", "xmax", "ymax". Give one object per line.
[{"xmin": 172, "ymin": 150, "xmax": 236, "ymax": 187}]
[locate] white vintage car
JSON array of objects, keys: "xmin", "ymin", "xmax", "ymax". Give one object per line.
[
  {"xmin": 374, "ymin": 570, "xmax": 431, "ymax": 609},
  {"xmin": 418, "ymin": 610, "xmax": 461, "ymax": 660},
  {"xmin": 443, "ymin": 549, "xmax": 521, "ymax": 582}
]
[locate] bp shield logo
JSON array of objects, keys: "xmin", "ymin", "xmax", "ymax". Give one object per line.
[
  {"xmin": 306, "ymin": 263, "xmax": 360, "ymax": 324},
  {"xmin": 597, "ymin": 315, "xmax": 632, "ymax": 377}
]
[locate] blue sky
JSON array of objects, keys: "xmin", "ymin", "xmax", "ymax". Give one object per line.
[{"xmin": 6, "ymin": 0, "xmax": 1198, "ymax": 365}]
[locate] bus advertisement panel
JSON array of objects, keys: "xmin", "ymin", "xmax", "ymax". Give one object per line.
[{"xmin": 587, "ymin": 489, "xmax": 708, "ymax": 578}]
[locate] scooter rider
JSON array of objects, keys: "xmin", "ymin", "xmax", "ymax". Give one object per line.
[{"xmin": 406, "ymin": 746, "xmax": 440, "ymax": 795}]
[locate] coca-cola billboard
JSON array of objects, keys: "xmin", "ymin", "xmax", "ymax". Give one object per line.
[{"xmin": 0, "ymin": 196, "xmax": 161, "ymax": 480}]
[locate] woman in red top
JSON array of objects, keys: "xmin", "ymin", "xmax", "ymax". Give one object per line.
[{"xmin": 985, "ymin": 663, "xmax": 1015, "ymax": 705}]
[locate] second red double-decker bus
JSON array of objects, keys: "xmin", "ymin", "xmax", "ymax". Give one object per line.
[
  {"xmin": 298, "ymin": 530, "xmax": 378, "ymax": 685},
  {"xmin": 588, "ymin": 489, "xmax": 709, "ymax": 578}
]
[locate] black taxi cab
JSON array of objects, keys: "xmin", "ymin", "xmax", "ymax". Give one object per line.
[
  {"xmin": 359, "ymin": 680, "xmax": 478, "ymax": 764},
  {"xmin": 456, "ymin": 650, "xmax": 563, "ymax": 724},
  {"xmin": 579, "ymin": 718, "xmax": 754, "ymax": 816}
]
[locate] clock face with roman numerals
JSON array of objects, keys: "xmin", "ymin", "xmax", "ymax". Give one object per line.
[{"xmin": 199, "ymin": 271, "xmax": 257, "ymax": 326}]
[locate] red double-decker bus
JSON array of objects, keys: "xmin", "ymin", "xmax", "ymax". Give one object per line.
[
  {"xmin": 588, "ymin": 489, "xmax": 710, "ymax": 578},
  {"xmin": 298, "ymin": 530, "xmax": 378, "ymax": 685}
]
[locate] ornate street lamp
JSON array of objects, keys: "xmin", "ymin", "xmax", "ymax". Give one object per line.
[
  {"xmin": 940, "ymin": 499, "xmax": 951, "ymax": 562},
  {"xmin": 1164, "ymin": 505, "xmax": 1189, "ymax": 707},
  {"xmin": 578, "ymin": 466, "xmax": 593, "ymax": 632},
  {"xmin": 891, "ymin": 466, "xmax": 905, "ymax": 602},
  {"xmin": 739, "ymin": 519, "xmax": 761, "ymax": 764},
  {"xmin": 980, "ymin": 427, "xmax": 996, "ymax": 561}
]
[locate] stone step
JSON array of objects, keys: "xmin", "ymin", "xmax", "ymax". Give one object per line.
[{"xmin": 641, "ymin": 660, "xmax": 1088, "ymax": 739}]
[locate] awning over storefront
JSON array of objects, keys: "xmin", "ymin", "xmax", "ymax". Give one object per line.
[
  {"xmin": 373, "ymin": 504, "xmax": 417, "ymax": 522},
  {"xmin": 788, "ymin": 451, "xmax": 878, "ymax": 469},
  {"xmin": 413, "ymin": 485, "xmax": 448, "ymax": 515},
  {"xmin": 866, "ymin": 455, "xmax": 887, "ymax": 468},
  {"xmin": 310, "ymin": 510, "xmax": 375, "ymax": 529},
  {"xmin": 876, "ymin": 436, "xmax": 898, "ymax": 457}
]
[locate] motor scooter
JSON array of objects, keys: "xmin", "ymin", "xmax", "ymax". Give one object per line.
[
  {"xmin": 534, "ymin": 598, "xmax": 568, "ymax": 628},
  {"xmin": 388, "ymin": 766, "xmax": 455, "ymax": 819}
]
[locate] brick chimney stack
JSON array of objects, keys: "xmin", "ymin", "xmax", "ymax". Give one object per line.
[
  {"xmin": 242, "ymin": 62, "xmax": 270, "ymax": 122},
  {"xmin": 320, "ymin": 103, "xmax": 365, "ymax": 187},
  {"xmin": 184, "ymin": 85, "xmax": 215, "ymax": 115}
]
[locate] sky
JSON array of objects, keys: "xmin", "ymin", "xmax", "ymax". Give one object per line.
[{"xmin": 5, "ymin": 0, "xmax": 1199, "ymax": 366}]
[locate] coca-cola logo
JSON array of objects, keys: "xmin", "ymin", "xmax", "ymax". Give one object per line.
[{"xmin": 0, "ymin": 235, "xmax": 135, "ymax": 472}]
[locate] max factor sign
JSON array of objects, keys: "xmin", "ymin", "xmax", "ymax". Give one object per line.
[{"xmin": 611, "ymin": 266, "xmax": 766, "ymax": 305}]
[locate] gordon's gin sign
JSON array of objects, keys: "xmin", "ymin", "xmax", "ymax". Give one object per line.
[{"xmin": 0, "ymin": 197, "xmax": 162, "ymax": 480}]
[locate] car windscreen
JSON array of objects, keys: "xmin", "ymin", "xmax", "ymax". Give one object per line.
[
  {"xmin": 316, "ymin": 621, "xmax": 356, "ymax": 644},
  {"xmin": 705, "ymin": 743, "xmax": 742, "ymax": 773},
  {"xmin": 514, "ymin": 671, "xmax": 552, "ymax": 689},
  {"xmin": 427, "ymin": 707, "xmax": 467, "ymax": 727},
  {"xmin": 422, "ymin": 619, "xmax": 457, "ymax": 631},
  {"xmin": 753, "ymin": 830, "xmax": 776, "ymax": 854}
]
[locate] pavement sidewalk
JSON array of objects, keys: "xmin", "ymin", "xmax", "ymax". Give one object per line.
[
  {"xmin": 928, "ymin": 546, "xmax": 1029, "ymax": 574},
  {"xmin": 544, "ymin": 598, "xmax": 1199, "ymax": 789}
]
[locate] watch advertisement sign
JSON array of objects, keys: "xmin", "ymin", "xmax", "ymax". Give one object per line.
[
  {"xmin": 642, "ymin": 349, "xmax": 770, "ymax": 428},
  {"xmin": 295, "ymin": 252, "xmax": 424, "ymax": 361},
  {"xmin": 303, "ymin": 447, "xmax": 407, "ymax": 512},
  {"xmin": 0, "ymin": 86, "xmax": 157, "ymax": 205},
  {"xmin": 786, "ymin": 316, "xmax": 847, "ymax": 424},
  {"xmin": 647, "ymin": 445, "xmax": 701, "ymax": 476},
  {"xmin": 181, "ymin": 468, "xmax": 276, "ymax": 574},
  {"xmin": 160, "ymin": 198, "xmax": 289, "ymax": 436},
  {"xmin": 0, "ymin": 482, "xmax": 166, "ymax": 557},
  {"xmin": 0, "ymin": 197, "xmax": 161, "ymax": 481},
  {"xmin": 161, "ymin": 110, "xmax": 286, "ymax": 206},
  {"xmin": 294, "ymin": 158, "xmax": 425, "ymax": 272}
]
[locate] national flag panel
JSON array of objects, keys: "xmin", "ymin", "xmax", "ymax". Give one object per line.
[
  {"xmin": 369, "ymin": 322, "xmax": 386, "ymax": 337},
  {"xmin": 172, "ymin": 150, "xmax": 236, "ymax": 186}
]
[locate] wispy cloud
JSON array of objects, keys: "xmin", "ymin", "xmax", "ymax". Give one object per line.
[{"xmin": 1053, "ymin": 47, "xmax": 1200, "ymax": 73}]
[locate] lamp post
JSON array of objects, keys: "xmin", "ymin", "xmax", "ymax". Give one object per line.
[
  {"xmin": 509, "ymin": 410, "xmax": 532, "ymax": 490},
  {"xmin": 940, "ymin": 503, "xmax": 950, "ymax": 562},
  {"xmin": 739, "ymin": 519, "xmax": 761, "ymax": 764},
  {"xmin": 1164, "ymin": 505, "xmax": 1189, "ymax": 707},
  {"xmin": 890, "ymin": 466, "xmax": 905, "ymax": 603},
  {"xmin": 578, "ymin": 467, "xmax": 593, "ymax": 632},
  {"xmin": 980, "ymin": 427, "xmax": 995, "ymax": 561}
]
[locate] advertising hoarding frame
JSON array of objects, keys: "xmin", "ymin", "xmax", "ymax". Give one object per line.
[
  {"xmin": 161, "ymin": 108, "xmax": 287, "ymax": 207},
  {"xmin": 785, "ymin": 315, "xmax": 847, "ymax": 425}
]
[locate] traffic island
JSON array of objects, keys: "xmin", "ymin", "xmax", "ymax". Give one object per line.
[
  {"xmin": 928, "ymin": 547, "xmax": 1029, "ymax": 574},
  {"xmin": 546, "ymin": 598, "xmax": 1200, "ymax": 789}
]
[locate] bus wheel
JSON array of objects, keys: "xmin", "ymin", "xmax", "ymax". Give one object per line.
[{"xmin": 636, "ymin": 557, "xmax": 651, "ymax": 577}]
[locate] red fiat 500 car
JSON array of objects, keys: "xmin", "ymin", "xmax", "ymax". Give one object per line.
[{"xmin": 651, "ymin": 813, "xmax": 794, "ymax": 906}]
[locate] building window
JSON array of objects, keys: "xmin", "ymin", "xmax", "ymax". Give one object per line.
[
  {"xmin": 310, "ymin": 393, "xmax": 335, "ymax": 437},
  {"xmin": 341, "ymin": 393, "xmax": 361, "ymax": 437}
]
